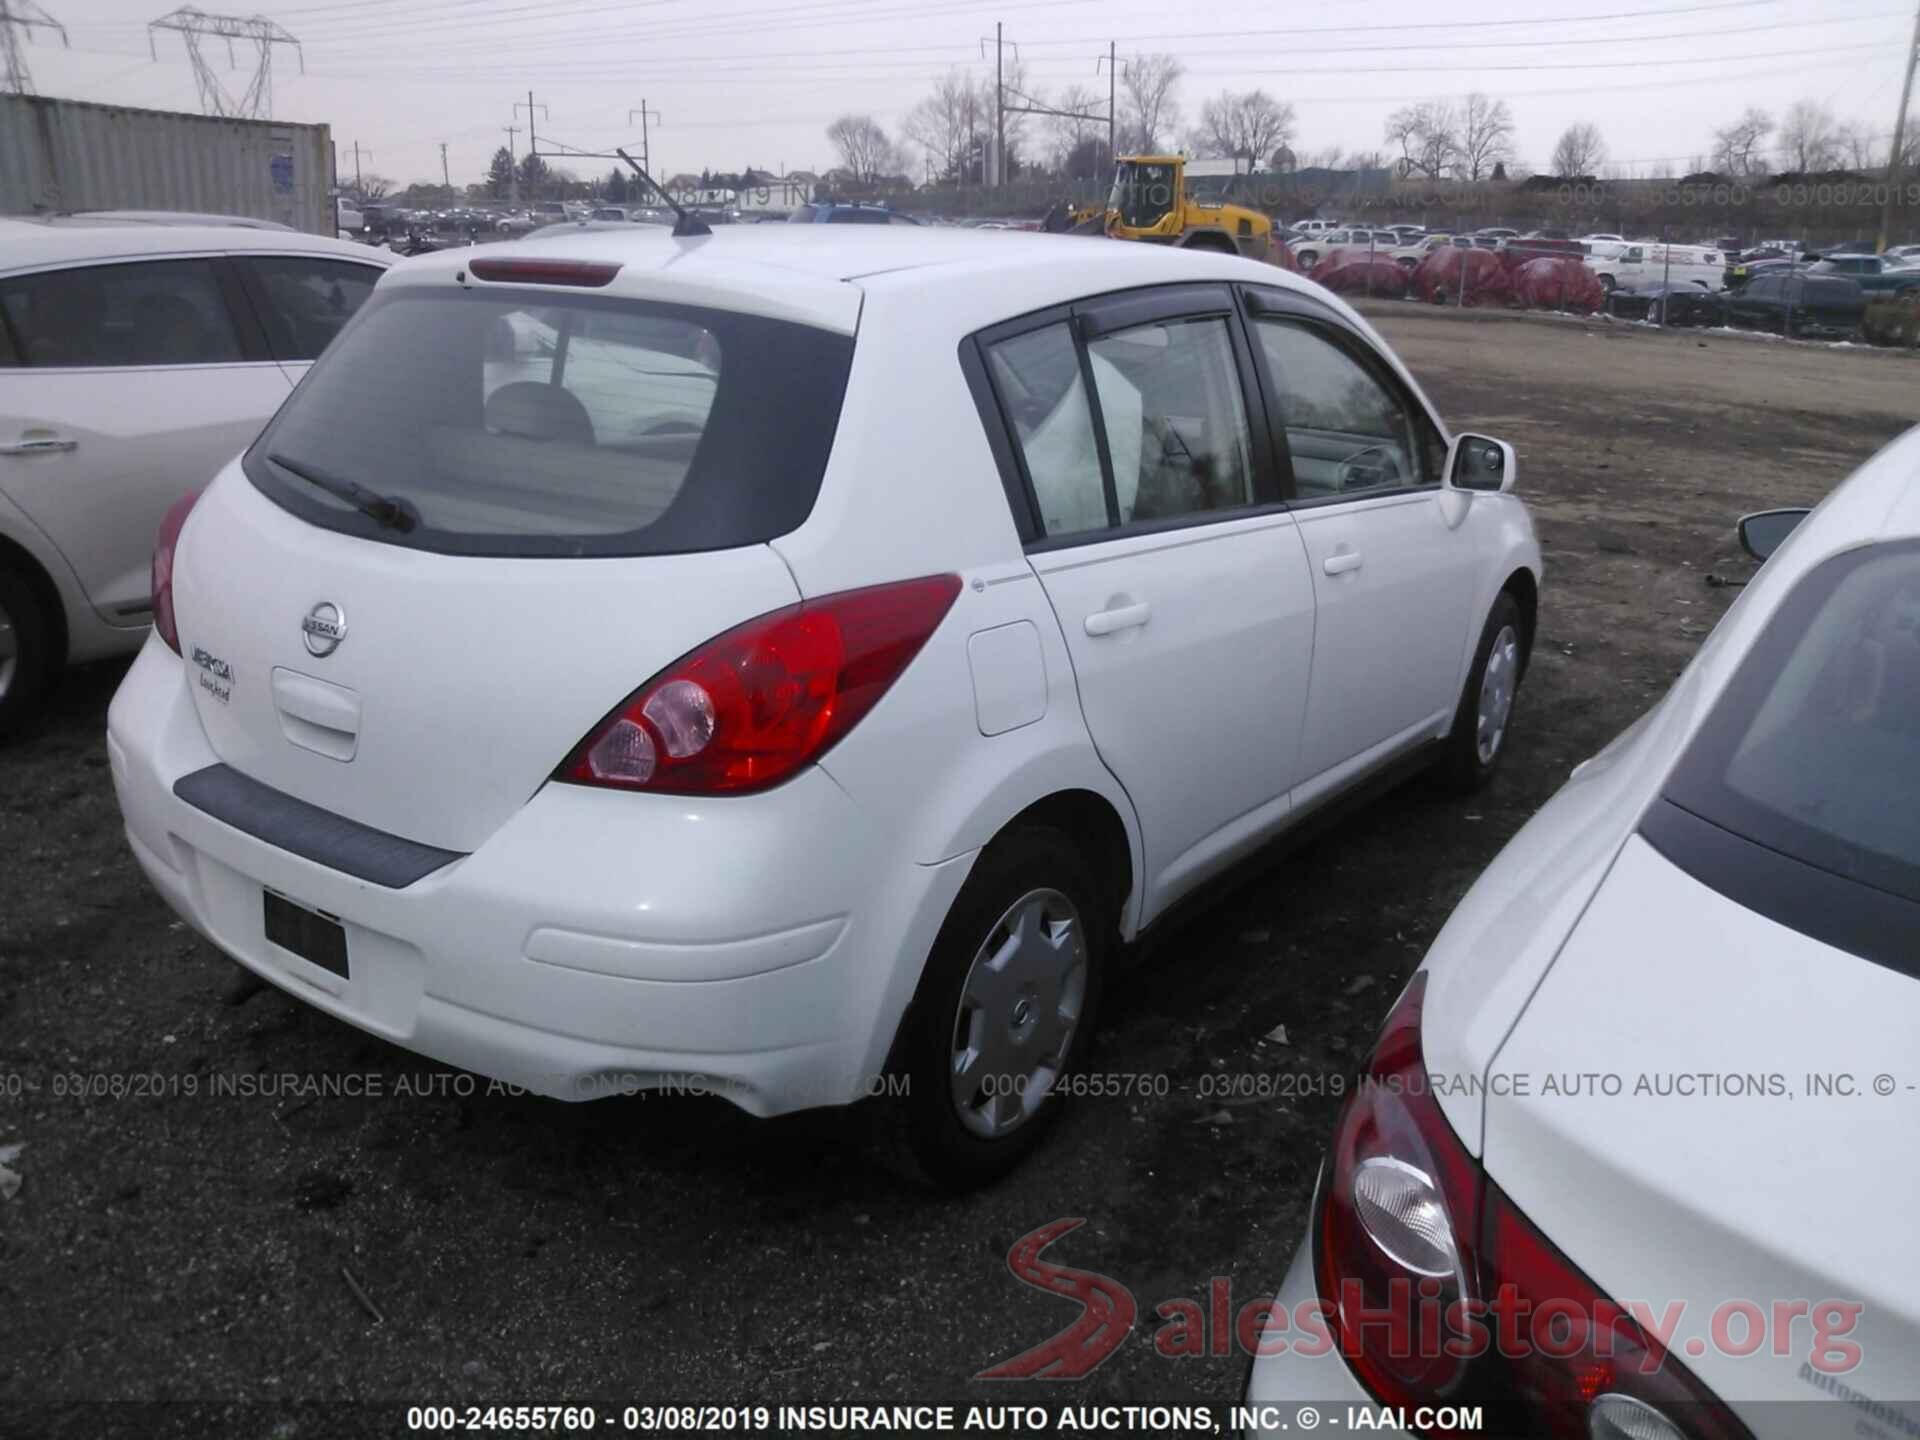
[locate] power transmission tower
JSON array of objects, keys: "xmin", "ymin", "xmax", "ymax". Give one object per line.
[
  {"xmin": 439, "ymin": 142, "xmax": 450, "ymax": 189},
  {"xmin": 0, "ymin": 0, "xmax": 69, "ymax": 97},
  {"xmin": 148, "ymin": 7, "xmax": 302, "ymax": 119}
]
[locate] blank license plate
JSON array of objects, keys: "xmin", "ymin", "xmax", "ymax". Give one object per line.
[{"xmin": 263, "ymin": 890, "xmax": 348, "ymax": 978}]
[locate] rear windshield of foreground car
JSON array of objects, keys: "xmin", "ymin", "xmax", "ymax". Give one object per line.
[
  {"xmin": 1646, "ymin": 540, "xmax": 1920, "ymax": 975},
  {"xmin": 245, "ymin": 286, "xmax": 854, "ymax": 557}
]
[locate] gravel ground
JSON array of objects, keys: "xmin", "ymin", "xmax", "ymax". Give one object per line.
[{"xmin": 2, "ymin": 304, "xmax": 1914, "ymax": 1437}]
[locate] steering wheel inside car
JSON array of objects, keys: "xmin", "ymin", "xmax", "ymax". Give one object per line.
[{"xmin": 1336, "ymin": 443, "xmax": 1403, "ymax": 492}]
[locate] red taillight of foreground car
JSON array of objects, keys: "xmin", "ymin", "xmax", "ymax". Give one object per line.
[
  {"xmin": 151, "ymin": 489, "xmax": 204, "ymax": 655},
  {"xmin": 557, "ymin": 573, "xmax": 962, "ymax": 796},
  {"xmin": 1317, "ymin": 973, "xmax": 1486, "ymax": 1418},
  {"xmin": 1316, "ymin": 973, "xmax": 1752, "ymax": 1440}
]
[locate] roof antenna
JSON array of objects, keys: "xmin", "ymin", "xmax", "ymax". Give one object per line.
[{"xmin": 617, "ymin": 147, "xmax": 711, "ymax": 238}]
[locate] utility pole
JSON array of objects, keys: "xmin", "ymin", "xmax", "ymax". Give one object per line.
[
  {"xmin": 629, "ymin": 102, "xmax": 661, "ymax": 175},
  {"xmin": 1108, "ymin": 40, "xmax": 1116, "ymax": 163},
  {"xmin": 515, "ymin": 92, "xmax": 548, "ymax": 202},
  {"xmin": 350, "ymin": 140, "xmax": 370, "ymax": 194},
  {"xmin": 502, "ymin": 123, "xmax": 519, "ymax": 206},
  {"xmin": 0, "ymin": 0, "xmax": 68, "ymax": 97},
  {"xmin": 995, "ymin": 21, "xmax": 1005, "ymax": 188},
  {"xmin": 439, "ymin": 142, "xmax": 450, "ymax": 189},
  {"xmin": 1879, "ymin": 0, "xmax": 1920, "ymax": 254}
]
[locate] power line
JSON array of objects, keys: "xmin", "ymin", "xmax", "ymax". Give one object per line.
[{"xmin": 313, "ymin": 6, "xmax": 1905, "ymax": 75}]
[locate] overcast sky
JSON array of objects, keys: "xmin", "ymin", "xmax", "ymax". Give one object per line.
[{"xmin": 20, "ymin": 0, "xmax": 1919, "ymax": 190}]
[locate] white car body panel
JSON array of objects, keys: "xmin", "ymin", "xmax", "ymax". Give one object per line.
[
  {"xmin": 170, "ymin": 471, "xmax": 804, "ymax": 852},
  {"xmin": 110, "ymin": 227, "xmax": 1543, "ymax": 1117},
  {"xmin": 1487, "ymin": 835, "xmax": 1920, "ymax": 1424}
]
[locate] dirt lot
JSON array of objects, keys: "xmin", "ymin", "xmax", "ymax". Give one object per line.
[{"xmin": 2, "ymin": 309, "xmax": 1914, "ymax": 1435}]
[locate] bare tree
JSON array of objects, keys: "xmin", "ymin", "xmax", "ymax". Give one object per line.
[
  {"xmin": 1119, "ymin": 52, "xmax": 1183, "ymax": 153},
  {"xmin": 1456, "ymin": 93, "xmax": 1516, "ymax": 181},
  {"xmin": 1833, "ymin": 119, "xmax": 1881, "ymax": 173},
  {"xmin": 903, "ymin": 72, "xmax": 977, "ymax": 184},
  {"xmin": 1776, "ymin": 99, "xmax": 1843, "ymax": 173},
  {"xmin": 825, "ymin": 114, "xmax": 898, "ymax": 186},
  {"xmin": 1711, "ymin": 106, "xmax": 1774, "ymax": 176},
  {"xmin": 1193, "ymin": 89, "xmax": 1296, "ymax": 168},
  {"xmin": 1045, "ymin": 83, "xmax": 1104, "ymax": 171},
  {"xmin": 1384, "ymin": 101, "xmax": 1458, "ymax": 180},
  {"xmin": 1549, "ymin": 122, "xmax": 1606, "ymax": 177}
]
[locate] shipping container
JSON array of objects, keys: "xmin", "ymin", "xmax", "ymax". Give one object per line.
[{"xmin": 0, "ymin": 96, "xmax": 334, "ymax": 234}]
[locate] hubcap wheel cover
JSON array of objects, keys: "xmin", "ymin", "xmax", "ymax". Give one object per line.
[
  {"xmin": 949, "ymin": 887, "xmax": 1087, "ymax": 1140},
  {"xmin": 1476, "ymin": 624, "xmax": 1520, "ymax": 766}
]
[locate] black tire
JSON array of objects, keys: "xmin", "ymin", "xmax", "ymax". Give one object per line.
[
  {"xmin": 1435, "ymin": 593, "xmax": 1526, "ymax": 794},
  {"xmin": 0, "ymin": 564, "xmax": 53, "ymax": 742},
  {"xmin": 891, "ymin": 825, "xmax": 1110, "ymax": 1191}
]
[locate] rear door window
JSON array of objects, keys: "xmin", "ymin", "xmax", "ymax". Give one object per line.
[
  {"xmin": 246, "ymin": 287, "xmax": 854, "ymax": 557},
  {"xmin": 0, "ymin": 259, "xmax": 245, "ymax": 367},
  {"xmin": 1085, "ymin": 316, "xmax": 1256, "ymax": 523},
  {"xmin": 241, "ymin": 256, "xmax": 383, "ymax": 361}
]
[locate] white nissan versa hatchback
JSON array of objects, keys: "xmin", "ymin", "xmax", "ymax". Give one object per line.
[{"xmin": 107, "ymin": 227, "xmax": 1541, "ymax": 1186}]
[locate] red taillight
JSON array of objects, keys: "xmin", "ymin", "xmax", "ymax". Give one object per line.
[
  {"xmin": 151, "ymin": 489, "xmax": 204, "ymax": 655},
  {"xmin": 1317, "ymin": 973, "xmax": 1485, "ymax": 1415},
  {"xmin": 466, "ymin": 258, "xmax": 621, "ymax": 287},
  {"xmin": 1316, "ymin": 973, "xmax": 1751, "ymax": 1440},
  {"xmin": 556, "ymin": 574, "xmax": 961, "ymax": 796}
]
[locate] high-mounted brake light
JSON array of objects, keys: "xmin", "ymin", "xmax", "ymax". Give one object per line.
[
  {"xmin": 556, "ymin": 574, "xmax": 962, "ymax": 797},
  {"xmin": 1316, "ymin": 973, "xmax": 1751, "ymax": 1440},
  {"xmin": 465, "ymin": 257, "xmax": 622, "ymax": 288},
  {"xmin": 151, "ymin": 488, "xmax": 204, "ymax": 656}
]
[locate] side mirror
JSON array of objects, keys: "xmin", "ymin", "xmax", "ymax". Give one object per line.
[
  {"xmin": 1446, "ymin": 433, "xmax": 1516, "ymax": 493},
  {"xmin": 1737, "ymin": 508, "xmax": 1809, "ymax": 562}
]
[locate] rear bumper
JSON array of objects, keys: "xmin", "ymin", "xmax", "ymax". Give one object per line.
[{"xmin": 107, "ymin": 634, "xmax": 973, "ymax": 1115}]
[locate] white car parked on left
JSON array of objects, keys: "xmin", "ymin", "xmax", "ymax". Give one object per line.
[
  {"xmin": 107, "ymin": 226, "xmax": 1541, "ymax": 1187},
  {"xmin": 0, "ymin": 217, "xmax": 388, "ymax": 734}
]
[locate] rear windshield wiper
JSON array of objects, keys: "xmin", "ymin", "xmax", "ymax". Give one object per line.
[{"xmin": 267, "ymin": 452, "xmax": 417, "ymax": 534}]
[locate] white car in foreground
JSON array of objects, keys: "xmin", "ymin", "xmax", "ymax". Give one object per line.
[
  {"xmin": 1246, "ymin": 430, "xmax": 1920, "ymax": 1434},
  {"xmin": 0, "ymin": 218, "xmax": 388, "ymax": 734},
  {"xmin": 108, "ymin": 227, "xmax": 1540, "ymax": 1187}
]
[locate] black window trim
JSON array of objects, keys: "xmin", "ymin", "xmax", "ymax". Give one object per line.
[
  {"xmin": 1237, "ymin": 282, "xmax": 1446, "ymax": 509},
  {"xmin": 965, "ymin": 282, "xmax": 1290, "ymax": 557}
]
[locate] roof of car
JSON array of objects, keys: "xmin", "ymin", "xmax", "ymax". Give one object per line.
[
  {"xmin": 0, "ymin": 217, "xmax": 386, "ymax": 272},
  {"xmin": 380, "ymin": 225, "xmax": 1329, "ymax": 337}
]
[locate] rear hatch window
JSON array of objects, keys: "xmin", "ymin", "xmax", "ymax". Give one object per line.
[{"xmin": 245, "ymin": 285, "xmax": 854, "ymax": 556}]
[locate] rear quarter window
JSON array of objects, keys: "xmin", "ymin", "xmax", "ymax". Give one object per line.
[{"xmin": 245, "ymin": 286, "xmax": 854, "ymax": 557}]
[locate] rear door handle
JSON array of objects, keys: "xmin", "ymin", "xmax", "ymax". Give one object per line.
[
  {"xmin": 1323, "ymin": 550, "xmax": 1364, "ymax": 576},
  {"xmin": 0, "ymin": 436, "xmax": 77, "ymax": 456},
  {"xmin": 1084, "ymin": 601, "xmax": 1151, "ymax": 636}
]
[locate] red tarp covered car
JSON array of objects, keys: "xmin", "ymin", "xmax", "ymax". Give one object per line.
[
  {"xmin": 1411, "ymin": 246, "xmax": 1511, "ymax": 306},
  {"xmin": 1511, "ymin": 255, "xmax": 1606, "ymax": 312},
  {"xmin": 1307, "ymin": 253, "xmax": 1408, "ymax": 297}
]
